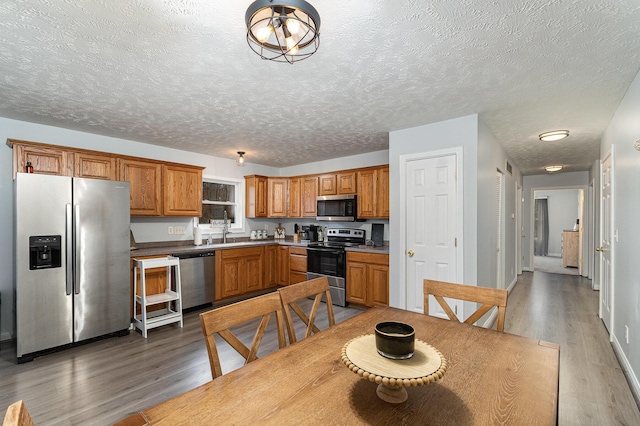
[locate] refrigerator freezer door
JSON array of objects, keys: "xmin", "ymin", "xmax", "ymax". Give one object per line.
[
  {"xmin": 73, "ymin": 178, "xmax": 130, "ymax": 342},
  {"xmin": 16, "ymin": 173, "xmax": 73, "ymax": 357}
]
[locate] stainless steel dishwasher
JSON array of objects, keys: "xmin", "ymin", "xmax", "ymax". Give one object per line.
[{"xmin": 174, "ymin": 251, "xmax": 215, "ymax": 310}]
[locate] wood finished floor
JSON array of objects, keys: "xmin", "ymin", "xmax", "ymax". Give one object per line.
[{"xmin": 1, "ymin": 273, "xmax": 639, "ymax": 425}]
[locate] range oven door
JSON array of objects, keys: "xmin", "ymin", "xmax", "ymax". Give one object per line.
[
  {"xmin": 307, "ymin": 246, "xmax": 345, "ymax": 278},
  {"xmin": 306, "ymin": 246, "xmax": 347, "ymax": 307}
]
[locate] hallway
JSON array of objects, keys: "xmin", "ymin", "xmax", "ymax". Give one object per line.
[{"xmin": 505, "ymin": 271, "xmax": 640, "ymax": 425}]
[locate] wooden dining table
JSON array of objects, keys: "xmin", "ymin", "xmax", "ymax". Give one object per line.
[{"xmin": 115, "ymin": 306, "xmax": 559, "ymax": 425}]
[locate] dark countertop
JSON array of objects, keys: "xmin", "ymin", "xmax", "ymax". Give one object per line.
[{"xmin": 131, "ymin": 239, "xmax": 389, "ymax": 257}]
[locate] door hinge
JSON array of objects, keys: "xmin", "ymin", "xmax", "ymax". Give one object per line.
[
  {"xmin": 454, "ymin": 170, "xmax": 457, "ymax": 180},
  {"xmin": 580, "ymin": 258, "xmax": 583, "ymax": 264},
  {"xmin": 454, "ymin": 238, "xmax": 457, "ymax": 247},
  {"xmin": 455, "ymin": 305, "xmax": 458, "ymax": 315}
]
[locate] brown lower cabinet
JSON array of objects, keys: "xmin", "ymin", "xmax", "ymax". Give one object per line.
[
  {"xmin": 216, "ymin": 246, "xmax": 265, "ymax": 300},
  {"xmin": 346, "ymin": 251, "xmax": 389, "ymax": 307},
  {"xmin": 289, "ymin": 246, "xmax": 308, "ymax": 285},
  {"xmin": 276, "ymin": 245, "xmax": 290, "ymax": 285}
]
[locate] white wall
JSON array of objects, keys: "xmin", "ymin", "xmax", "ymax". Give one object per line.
[
  {"xmin": 535, "ymin": 189, "xmax": 581, "ymax": 256},
  {"xmin": 522, "ymin": 171, "xmax": 589, "ymax": 271},
  {"xmin": 599, "ymin": 68, "xmax": 640, "ymax": 398}
]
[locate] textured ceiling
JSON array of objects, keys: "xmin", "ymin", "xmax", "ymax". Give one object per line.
[{"xmin": 1, "ymin": 1, "xmax": 639, "ymax": 174}]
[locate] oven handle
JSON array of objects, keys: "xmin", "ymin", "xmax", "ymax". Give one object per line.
[{"xmin": 306, "ymin": 247, "xmax": 344, "ymax": 255}]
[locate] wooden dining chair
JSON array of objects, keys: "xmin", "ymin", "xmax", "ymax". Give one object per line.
[
  {"xmin": 199, "ymin": 292, "xmax": 286, "ymax": 379},
  {"xmin": 278, "ymin": 277, "xmax": 335, "ymax": 344},
  {"xmin": 3, "ymin": 400, "xmax": 35, "ymax": 426},
  {"xmin": 423, "ymin": 279, "xmax": 508, "ymax": 332}
]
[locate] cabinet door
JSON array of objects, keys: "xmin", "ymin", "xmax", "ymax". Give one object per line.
[
  {"xmin": 264, "ymin": 245, "xmax": 278, "ymax": 288},
  {"xmin": 245, "ymin": 175, "xmax": 268, "ymax": 218},
  {"xmin": 268, "ymin": 178, "xmax": 288, "ymax": 217},
  {"xmin": 15, "ymin": 144, "xmax": 71, "ymax": 177},
  {"xmin": 74, "ymin": 152, "xmax": 116, "ymax": 180},
  {"xmin": 118, "ymin": 159, "xmax": 162, "ymax": 216},
  {"xmin": 163, "ymin": 164, "xmax": 203, "ymax": 217},
  {"xmin": 301, "ymin": 176, "xmax": 318, "ymax": 217},
  {"xmin": 217, "ymin": 257, "xmax": 243, "ymax": 299},
  {"xmin": 318, "ymin": 174, "xmax": 337, "ymax": 196},
  {"xmin": 288, "ymin": 177, "xmax": 301, "ymax": 218},
  {"xmin": 337, "ymin": 171, "xmax": 357, "ymax": 194},
  {"xmin": 243, "ymin": 252, "xmax": 264, "ymax": 293},
  {"xmin": 369, "ymin": 263, "xmax": 390, "ymax": 306},
  {"xmin": 357, "ymin": 169, "xmax": 377, "ymax": 218},
  {"xmin": 289, "ymin": 247, "xmax": 307, "ymax": 285},
  {"xmin": 346, "ymin": 261, "xmax": 367, "ymax": 305},
  {"xmin": 376, "ymin": 166, "xmax": 390, "ymax": 218},
  {"xmin": 277, "ymin": 245, "xmax": 290, "ymax": 285}
]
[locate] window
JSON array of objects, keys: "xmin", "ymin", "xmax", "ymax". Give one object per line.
[{"xmin": 199, "ymin": 177, "xmax": 244, "ymax": 233}]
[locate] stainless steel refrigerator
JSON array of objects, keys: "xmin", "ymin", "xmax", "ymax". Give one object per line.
[{"xmin": 15, "ymin": 173, "xmax": 131, "ymax": 362}]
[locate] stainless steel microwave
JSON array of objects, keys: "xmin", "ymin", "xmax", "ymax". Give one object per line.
[{"xmin": 316, "ymin": 194, "xmax": 357, "ymax": 221}]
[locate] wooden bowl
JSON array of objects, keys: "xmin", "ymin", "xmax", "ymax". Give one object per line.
[{"xmin": 375, "ymin": 322, "xmax": 415, "ymax": 359}]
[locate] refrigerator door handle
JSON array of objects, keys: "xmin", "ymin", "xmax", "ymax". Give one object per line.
[
  {"xmin": 66, "ymin": 203, "xmax": 73, "ymax": 296},
  {"xmin": 74, "ymin": 204, "xmax": 81, "ymax": 295}
]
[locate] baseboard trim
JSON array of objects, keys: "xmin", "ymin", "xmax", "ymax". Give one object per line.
[
  {"xmin": 1, "ymin": 330, "xmax": 13, "ymax": 342},
  {"xmin": 480, "ymin": 308, "xmax": 498, "ymax": 330},
  {"xmin": 523, "ymin": 267, "xmax": 534, "ymax": 272},
  {"xmin": 611, "ymin": 334, "xmax": 640, "ymax": 409},
  {"xmin": 507, "ymin": 277, "xmax": 517, "ymax": 293}
]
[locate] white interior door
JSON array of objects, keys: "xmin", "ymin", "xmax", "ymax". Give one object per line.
[
  {"xmin": 516, "ymin": 184, "xmax": 523, "ymax": 275},
  {"xmin": 496, "ymin": 171, "xmax": 504, "ymax": 289},
  {"xmin": 405, "ymin": 152, "xmax": 459, "ymax": 315},
  {"xmin": 599, "ymin": 150, "xmax": 614, "ymax": 333}
]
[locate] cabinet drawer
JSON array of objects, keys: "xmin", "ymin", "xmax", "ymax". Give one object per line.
[
  {"xmin": 290, "ymin": 254, "xmax": 307, "ymax": 272},
  {"xmin": 346, "ymin": 251, "xmax": 388, "ymax": 265},
  {"xmin": 289, "ymin": 246, "xmax": 307, "ymax": 255},
  {"xmin": 289, "ymin": 271, "xmax": 308, "ymax": 285}
]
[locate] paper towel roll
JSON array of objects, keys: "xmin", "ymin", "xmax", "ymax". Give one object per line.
[{"xmin": 194, "ymin": 226, "xmax": 202, "ymax": 246}]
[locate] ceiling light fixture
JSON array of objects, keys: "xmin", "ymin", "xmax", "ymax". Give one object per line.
[
  {"xmin": 539, "ymin": 130, "xmax": 569, "ymax": 142},
  {"xmin": 236, "ymin": 151, "xmax": 246, "ymax": 167},
  {"xmin": 246, "ymin": 0, "xmax": 321, "ymax": 64},
  {"xmin": 545, "ymin": 165, "xmax": 563, "ymax": 172},
  {"xmin": 634, "ymin": 139, "xmax": 640, "ymax": 151}
]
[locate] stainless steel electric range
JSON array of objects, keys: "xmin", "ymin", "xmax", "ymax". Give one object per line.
[{"xmin": 306, "ymin": 228, "xmax": 365, "ymax": 306}]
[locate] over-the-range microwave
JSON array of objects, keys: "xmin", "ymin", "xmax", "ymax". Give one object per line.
[{"xmin": 316, "ymin": 194, "xmax": 358, "ymax": 222}]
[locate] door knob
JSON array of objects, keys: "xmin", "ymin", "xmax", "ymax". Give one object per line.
[
  {"xmin": 407, "ymin": 250, "xmax": 414, "ymax": 257},
  {"xmin": 596, "ymin": 247, "xmax": 605, "ymax": 252}
]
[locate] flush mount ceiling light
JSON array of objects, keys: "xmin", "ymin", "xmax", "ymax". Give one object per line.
[
  {"xmin": 246, "ymin": 0, "xmax": 321, "ymax": 64},
  {"xmin": 236, "ymin": 151, "xmax": 246, "ymax": 167},
  {"xmin": 545, "ymin": 165, "xmax": 563, "ymax": 172},
  {"xmin": 539, "ymin": 130, "xmax": 569, "ymax": 142}
]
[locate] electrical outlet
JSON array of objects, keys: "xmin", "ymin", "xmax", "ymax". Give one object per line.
[
  {"xmin": 175, "ymin": 226, "xmax": 185, "ymax": 235},
  {"xmin": 168, "ymin": 226, "xmax": 174, "ymax": 235},
  {"xmin": 264, "ymin": 224, "xmax": 268, "ymax": 231},
  {"xmin": 625, "ymin": 325, "xmax": 629, "ymax": 344}
]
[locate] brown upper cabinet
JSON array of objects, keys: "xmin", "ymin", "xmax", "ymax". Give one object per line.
[
  {"xmin": 13, "ymin": 143, "xmax": 71, "ymax": 177},
  {"xmin": 337, "ymin": 171, "xmax": 357, "ymax": 194},
  {"xmin": 318, "ymin": 171, "xmax": 357, "ymax": 196},
  {"xmin": 162, "ymin": 164, "xmax": 202, "ymax": 217},
  {"xmin": 245, "ymin": 175, "xmax": 268, "ymax": 218},
  {"xmin": 75, "ymin": 152, "xmax": 117, "ymax": 180},
  {"xmin": 9, "ymin": 139, "xmax": 204, "ymax": 217},
  {"xmin": 301, "ymin": 176, "xmax": 318, "ymax": 217},
  {"xmin": 118, "ymin": 159, "xmax": 163, "ymax": 216},
  {"xmin": 357, "ymin": 165, "xmax": 389, "ymax": 219},
  {"xmin": 318, "ymin": 174, "xmax": 337, "ymax": 196},
  {"xmin": 288, "ymin": 177, "xmax": 301, "ymax": 218},
  {"xmin": 267, "ymin": 178, "xmax": 288, "ymax": 218}
]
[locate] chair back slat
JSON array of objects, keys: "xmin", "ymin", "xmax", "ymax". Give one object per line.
[
  {"xmin": 200, "ymin": 292, "xmax": 286, "ymax": 379},
  {"xmin": 3, "ymin": 400, "xmax": 34, "ymax": 426},
  {"xmin": 278, "ymin": 277, "xmax": 335, "ymax": 344},
  {"xmin": 424, "ymin": 279, "xmax": 508, "ymax": 332}
]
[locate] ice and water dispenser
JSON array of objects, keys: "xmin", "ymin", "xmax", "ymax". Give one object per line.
[{"xmin": 29, "ymin": 235, "xmax": 62, "ymax": 270}]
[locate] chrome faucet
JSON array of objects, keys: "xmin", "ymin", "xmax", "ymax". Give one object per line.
[{"xmin": 222, "ymin": 211, "xmax": 229, "ymax": 244}]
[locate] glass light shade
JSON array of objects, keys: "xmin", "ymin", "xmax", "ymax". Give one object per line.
[
  {"xmin": 246, "ymin": 0, "xmax": 320, "ymax": 64},
  {"xmin": 545, "ymin": 165, "xmax": 563, "ymax": 172},
  {"xmin": 236, "ymin": 152, "xmax": 245, "ymax": 167},
  {"xmin": 539, "ymin": 130, "xmax": 569, "ymax": 142}
]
